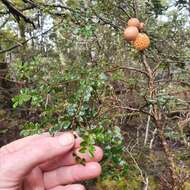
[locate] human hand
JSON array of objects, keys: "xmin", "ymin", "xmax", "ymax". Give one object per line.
[{"xmin": 0, "ymin": 132, "xmax": 103, "ymax": 190}]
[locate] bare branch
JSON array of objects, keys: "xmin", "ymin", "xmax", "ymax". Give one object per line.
[
  {"xmin": 116, "ymin": 5, "xmax": 131, "ymax": 18},
  {"xmin": 113, "ymin": 105, "xmax": 154, "ymax": 118},
  {"xmin": 105, "ymin": 66, "xmax": 149, "ymax": 77},
  {"xmin": 0, "ymin": 15, "xmax": 10, "ymax": 29},
  {"xmin": 1, "ymin": 0, "xmax": 35, "ymax": 28},
  {"xmin": 0, "ymin": 19, "xmax": 64, "ymax": 54}
]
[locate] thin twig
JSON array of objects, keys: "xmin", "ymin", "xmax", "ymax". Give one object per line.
[
  {"xmin": 149, "ymin": 128, "xmax": 157, "ymax": 149},
  {"xmin": 1, "ymin": 0, "xmax": 35, "ymax": 28},
  {"xmin": 113, "ymin": 105, "xmax": 154, "ymax": 118},
  {"xmin": 105, "ymin": 66, "xmax": 149, "ymax": 77},
  {"xmin": 144, "ymin": 105, "xmax": 152, "ymax": 145},
  {"xmin": 0, "ymin": 19, "xmax": 64, "ymax": 54}
]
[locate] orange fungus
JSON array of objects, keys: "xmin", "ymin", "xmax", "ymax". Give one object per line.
[
  {"xmin": 124, "ymin": 26, "xmax": 139, "ymax": 41},
  {"xmin": 133, "ymin": 33, "xmax": 150, "ymax": 50},
  {"xmin": 127, "ymin": 18, "xmax": 140, "ymax": 28}
]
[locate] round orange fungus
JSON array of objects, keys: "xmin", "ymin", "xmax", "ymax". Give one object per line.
[{"xmin": 133, "ymin": 33, "xmax": 150, "ymax": 50}]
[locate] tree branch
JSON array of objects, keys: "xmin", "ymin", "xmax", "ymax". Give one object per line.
[
  {"xmin": 1, "ymin": 0, "xmax": 35, "ymax": 28},
  {"xmin": 106, "ymin": 66, "xmax": 149, "ymax": 77},
  {"xmin": 0, "ymin": 19, "xmax": 64, "ymax": 54},
  {"xmin": 113, "ymin": 105, "xmax": 154, "ymax": 118}
]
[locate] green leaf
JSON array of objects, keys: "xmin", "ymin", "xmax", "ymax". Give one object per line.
[
  {"xmin": 88, "ymin": 145, "xmax": 95, "ymax": 158},
  {"xmin": 79, "ymin": 147, "xmax": 87, "ymax": 154}
]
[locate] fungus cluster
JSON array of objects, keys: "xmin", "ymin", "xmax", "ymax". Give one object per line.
[{"xmin": 124, "ymin": 18, "xmax": 150, "ymax": 50}]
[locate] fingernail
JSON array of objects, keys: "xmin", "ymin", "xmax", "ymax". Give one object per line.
[{"xmin": 59, "ymin": 133, "xmax": 74, "ymax": 146}]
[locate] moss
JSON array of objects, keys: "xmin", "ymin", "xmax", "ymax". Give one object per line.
[
  {"xmin": 0, "ymin": 109, "xmax": 6, "ymax": 117},
  {"xmin": 148, "ymin": 176, "xmax": 159, "ymax": 190},
  {"xmin": 184, "ymin": 182, "xmax": 190, "ymax": 190},
  {"xmin": 126, "ymin": 177, "xmax": 141, "ymax": 190},
  {"xmin": 95, "ymin": 175, "xmax": 160, "ymax": 190},
  {"xmin": 96, "ymin": 178, "xmax": 128, "ymax": 190}
]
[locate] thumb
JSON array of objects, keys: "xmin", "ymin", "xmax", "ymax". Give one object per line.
[{"xmin": 1, "ymin": 132, "xmax": 75, "ymax": 178}]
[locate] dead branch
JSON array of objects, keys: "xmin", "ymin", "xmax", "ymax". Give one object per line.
[
  {"xmin": 0, "ymin": 19, "xmax": 64, "ymax": 54},
  {"xmin": 113, "ymin": 105, "xmax": 154, "ymax": 118},
  {"xmin": 105, "ymin": 66, "xmax": 149, "ymax": 77},
  {"xmin": 1, "ymin": 0, "xmax": 35, "ymax": 28}
]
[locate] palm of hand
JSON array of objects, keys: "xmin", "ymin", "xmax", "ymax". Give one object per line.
[{"xmin": 0, "ymin": 133, "xmax": 103, "ymax": 190}]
